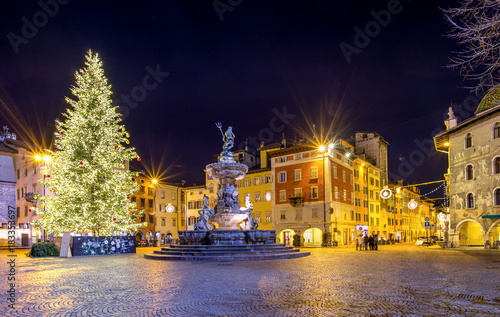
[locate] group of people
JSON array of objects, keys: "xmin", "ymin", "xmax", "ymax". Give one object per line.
[{"xmin": 356, "ymin": 234, "xmax": 379, "ymax": 251}]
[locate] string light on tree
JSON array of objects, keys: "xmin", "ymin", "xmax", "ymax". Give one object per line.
[{"xmin": 34, "ymin": 50, "xmax": 145, "ymax": 236}]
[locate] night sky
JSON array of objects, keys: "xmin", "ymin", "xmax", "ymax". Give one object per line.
[{"xmin": 0, "ymin": 0, "xmax": 473, "ymax": 196}]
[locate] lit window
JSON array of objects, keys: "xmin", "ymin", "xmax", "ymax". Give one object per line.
[
  {"xmin": 294, "ymin": 188, "xmax": 302, "ymax": 197},
  {"xmin": 254, "ymin": 177, "xmax": 262, "ymax": 186},
  {"xmin": 264, "ymin": 191, "xmax": 272, "ymax": 201},
  {"xmin": 264, "ymin": 175, "xmax": 273, "ymax": 184},
  {"xmin": 310, "ymin": 166, "xmax": 318, "ymax": 179},
  {"xmin": 266, "ymin": 212, "xmax": 271, "ymax": 222},
  {"xmin": 255, "ymin": 212, "xmax": 261, "ymax": 223},
  {"xmin": 334, "ymin": 186, "xmax": 338, "ymax": 199}
]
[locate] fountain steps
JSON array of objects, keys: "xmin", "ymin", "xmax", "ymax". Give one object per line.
[{"xmin": 144, "ymin": 244, "xmax": 310, "ymax": 261}]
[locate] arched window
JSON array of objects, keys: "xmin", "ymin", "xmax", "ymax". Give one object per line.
[
  {"xmin": 495, "ymin": 189, "xmax": 500, "ymax": 206},
  {"xmin": 494, "ymin": 123, "xmax": 500, "ymax": 139},
  {"xmin": 465, "ymin": 133, "xmax": 472, "ymax": 148},
  {"xmin": 466, "ymin": 165, "xmax": 473, "ymax": 180},
  {"xmin": 494, "ymin": 157, "xmax": 500, "ymax": 174},
  {"xmin": 467, "ymin": 193, "xmax": 474, "ymax": 208}
]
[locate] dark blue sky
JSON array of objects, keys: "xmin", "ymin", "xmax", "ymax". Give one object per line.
[{"xmin": 0, "ymin": 0, "xmax": 472, "ymax": 191}]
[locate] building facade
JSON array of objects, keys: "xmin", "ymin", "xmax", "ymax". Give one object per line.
[{"xmin": 435, "ymin": 89, "xmax": 500, "ymax": 248}]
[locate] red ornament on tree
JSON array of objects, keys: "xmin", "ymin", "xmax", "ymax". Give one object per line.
[
  {"xmin": 113, "ymin": 217, "xmax": 116, "ymax": 221},
  {"xmin": 80, "ymin": 162, "xmax": 83, "ymax": 165},
  {"xmin": 29, "ymin": 209, "xmax": 32, "ymax": 213},
  {"xmin": 115, "ymin": 145, "xmax": 118, "ymax": 148},
  {"xmin": 126, "ymin": 196, "xmax": 129, "ymax": 199},
  {"xmin": 137, "ymin": 158, "xmax": 141, "ymax": 162},
  {"xmin": 61, "ymin": 132, "xmax": 64, "ymax": 135}
]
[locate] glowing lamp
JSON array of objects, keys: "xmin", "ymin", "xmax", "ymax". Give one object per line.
[
  {"xmin": 408, "ymin": 199, "xmax": 418, "ymax": 210},
  {"xmin": 318, "ymin": 145, "xmax": 326, "ymax": 152},
  {"xmin": 152, "ymin": 179, "xmax": 158, "ymax": 185},
  {"xmin": 166, "ymin": 203, "xmax": 175, "ymax": 213},
  {"xmin": 380, "ymin": 186, "xmax": 392, "ymax": 199},
  {"xmin": 444, "ymin": 142, "xmax": 449, "ymax": 146},
  {"xmin": 35, "ymin": 155, "xmax": 42, "ymax": 161},
  {"xmin": 328, "ymin": 143, "xmax": 334, "ymax": 149},
  {"xmin": 43, "ymin": 155, "xmax": 52, "ymax": 162}
]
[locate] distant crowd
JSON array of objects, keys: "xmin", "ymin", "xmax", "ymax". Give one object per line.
[{"xmin": 356, "ymin": 234, "xmax": 379, "ymax": 250}]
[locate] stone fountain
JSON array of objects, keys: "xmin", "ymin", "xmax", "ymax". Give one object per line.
[
  {"xmin": 179, "ymin": 123, "xmax": 274, "ymax": 245},
  {"xmin": 144, "ymin": 124, "xmax": 309, "ymax": 261}
]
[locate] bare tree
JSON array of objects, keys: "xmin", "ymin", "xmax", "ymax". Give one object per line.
[{"xmin": 443, "ymin": 0, "xmax": 500, "ymax": 94}]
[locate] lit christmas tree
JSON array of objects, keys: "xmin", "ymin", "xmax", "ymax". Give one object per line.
[{"xmin": 35, "ymin": 50, "xmax": 145, "ymax": 236}]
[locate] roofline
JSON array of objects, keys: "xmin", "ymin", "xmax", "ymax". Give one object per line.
[{"xmin": 434, "ymin": 104, "xmax": 500, "ymax": 152}]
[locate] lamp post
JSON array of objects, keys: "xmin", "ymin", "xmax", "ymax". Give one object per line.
[
  {"xmin": 318, "ymin": 145, "xmax": 327, "ymax": 236},
  {"xmin": 35, "ymin": 153, "xmax": 51, "ymax": 242},
  {"xmin": 151, "ymin": 178, "xmax": 158, "ymax": 246}
]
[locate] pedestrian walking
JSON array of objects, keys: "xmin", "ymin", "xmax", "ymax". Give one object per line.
[
  {"xmin": 364, "ymin": 235, "xmax": 369, "ymax": 250},
  {"xmin": 369, "ymin": 235, "xmax": 374, "ymax": 250},
  {"xmin": 374, "ymin": 234, "xmax": 378, "ymax": 250},
  {"xmin": 355, "ymin": 237, "xmax": 360, "ymax": 250}
]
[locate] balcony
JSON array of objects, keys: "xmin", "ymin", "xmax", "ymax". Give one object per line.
[
  {"xmin": 289, "ymin": 196, "xmax": 305, "ymax": 207},
  {"xmin": 24, "ymin": 192, "xmax": 38, "ymax": 203}
]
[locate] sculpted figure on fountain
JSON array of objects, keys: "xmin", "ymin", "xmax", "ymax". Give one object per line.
[{"xmin": 194, "ymin": 194, "xmax": 214, "ymax": 231}]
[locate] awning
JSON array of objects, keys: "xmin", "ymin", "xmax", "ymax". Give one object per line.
[{"xmin": 482, "ymin": 214, "xmax": 500, "ymax": 219}]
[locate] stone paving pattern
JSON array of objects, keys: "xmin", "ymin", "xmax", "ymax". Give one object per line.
[{"xmin": 1, "ymin": 243, "xmax": 499, "ymax": 316}]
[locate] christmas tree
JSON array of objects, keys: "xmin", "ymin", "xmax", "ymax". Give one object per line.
[{"xmin": 35, "ymin": 50, "xmax": 145, "ymax": 236}]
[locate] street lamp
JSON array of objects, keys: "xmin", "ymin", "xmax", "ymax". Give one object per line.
[
  {"xmin": 318, "ymin": 145, "xmax": 328, "ymax": 236},
  {"xmin": 34, "ymin": 153, "xmax": 52, "ymax": 241},
  {"xmin": 150, "ymin": 178, "xmax": 159, "ymax": 246}
]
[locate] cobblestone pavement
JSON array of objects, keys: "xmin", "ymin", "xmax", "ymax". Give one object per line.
[{"xmin": 1, "ymin": 243, "xmax": 500, "ymax": 316}]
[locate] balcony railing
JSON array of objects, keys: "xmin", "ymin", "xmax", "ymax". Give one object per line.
[
  {"xmin": 24, "ymin": 192, "xmax": 38, "ymax": 203},
  {"xmin": 289, "ymin": 196, "xmax": 305, "ymax": 207}
]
